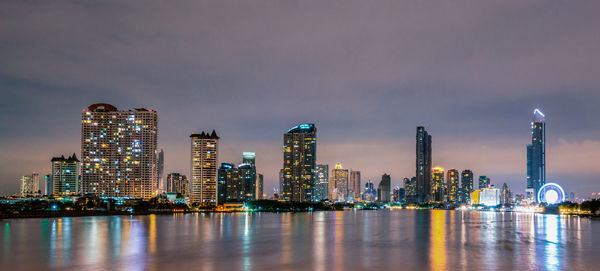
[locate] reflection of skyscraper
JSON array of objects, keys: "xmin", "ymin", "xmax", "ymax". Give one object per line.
[
  {"xmin": 81, "ymin": 103, "xmax": 158, "ymax": 198},
  {"xmin": 377, "ymin": 174, "xmax": 391, "ymax": 203},
  {"xmin": 282, "ymin": 124, "xmax": 317, "ymax": 202},
  {"xmin": 460, "ymin": 170, "xmax": 473, "ymax": 203},
  {"xmin": 190, "ymin": 130, "xmax": 219, "ymax": 205},
  {"xmin": 447, "ymin": 169, "xmax": 459, "ymax": 203},
  {"xmin": 350, "ymin": 170, "xmax": 361, "ymax": 202},
  {"xmin": 478, "ymin": 175, "xmax": 490, "ymax": 189},
  {"xmin": 416, "ymin": 126, "xmax": 432, "ymax": 203},
  {"xmin": 431, "ymin": 167, "xmax": 445, "ymax": 203},
  {"xmin": 51, "ymin": 154, "xmax": 80, "ymax": 195},
  {"xmin": 527, "ymin": 109, "xmax": 546, "ymax": 202},
  {"xmin": 314, "ymin": 164, "xmax": 329, "ymax": 201},
  {"xmin": 331, "ymin": 163, "xmax": 349, "ymax": 202}
]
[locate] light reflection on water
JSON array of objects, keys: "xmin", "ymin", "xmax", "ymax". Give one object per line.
[{"xmin": 0, "ymin": 211, "xmax": 597, "ymax": 270}]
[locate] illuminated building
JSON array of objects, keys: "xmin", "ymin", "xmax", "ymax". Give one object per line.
[
  {"xmin": 282, "ymin": 124, "xmax": 317, "ymax": 202},
  {"xmin": 479, "ymin": 187, "xmax": 501, "ymax": 206},
  {"xmin": 314, "ymin": 164, "xmax": 329, "ymax": 201},
  {"xmin": 362, "ymin": 180, "xmax": 377, "ymax": 202},
  {"xmin": 257, "ymin": 174, "xmax": 264, "ymax": 199},
  {"xmin": 431, "ymin": 167, "xmax": 445, "ymax": 203},
  {"xmin": 377, "ymin": 173, "xmax": 391, "ymax": 203},
  {"xmin": 190, "ymin": 130, "xmax": 219, "ymax": 205},
  {"xmin": 81, "ymin": 103, "xmax": 158, "ymax": 199},
  {"xmin": 331, "ymin": 163, "xmax": 349, "ymax": 202},
  {"xmin": 416, "ymin": 126, "xmax": 432, "ymax": 203},
  {"xmin": 501, "ymin": 183, "xmax": 512, "ymax": 205},
  {"xmin": 471, "ymin": 189, "xmax": 480, "ymax": 205},
  {"xmin": 446, "ymin": 169, "xmax": 459, "ymax": 203},
  {"xmin": 20, "ymin": 173, "xmax": 39, "ymax": 197},
  {"xmin": 166, "ymin": 173, "xmax": 189, "ymax": 196},
  {"xmin": 44, "ymin": 174, "xmax": 52, "ymax": 195},
  {"xmin": 243, "ymin": 152, "xmax": 256, "ymax": 167},
  {"xmin": 460, "ymin": 170, "xmax": 473, "ymax": 204},
  {"xmin": 350, "ymin": 170, "xmax": 361, "ymax": 202},
  {"xmin": 217, "ymin": 161, "xmax": 256, "ymax": 203},
  {"xmin": 392, "ymin": 186, "xmax": 405, "ymax": 203},
  {"xmin": 51, "ymin": 154, "xmax": 80, "ymax": 195},
  {"xmin": 478, "ymin": 175, "xmax": 490, "ymax": 189},
  {"xmin": 404, "ymin": 177, "xmax": 417, "ymax": 203},
  {"xmin": 527, "ymin": 108, "xmax": 546, "ymax": 202},
  {"xmin": 157, "ymin": 149, "xmax": 164, "ymax": 194}
]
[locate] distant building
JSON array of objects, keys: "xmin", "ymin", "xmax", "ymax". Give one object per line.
[
  {"xmin": 392, "ymin": 186, "xmax": 405, "ymax": 203},
  {"xmin": 446, "ymin": 169, "xmax": 459, "ymax": 203},
  {"xmin": 282, "ymin": 124, "xmax": 317, "ymax": 202},
  {"xmin": 331, "ymin": 163, "xmax": 349, "ymax": 202},
  {"xmin": 431, "ymin": 167, "xmax": 445, "ymax": 203},
  {"xmin": 314, "ymin": 164, "xmax": 329, "ymax": 201},
  {"xmin": 257, "ymin": 174, "xmax": 264, "ymax": 199},
  {"xmin": 243, "ymin": 152, "xmax": 256, "ymax": 167},
  {"xmin": 377, "ymin": 174, "xmax": 391, "ymax": 203},
  {"xmin": 44, "ymin": 174, "xmax": 52, "ymax": 196},
  {"xmin": 362, "ymin": 180, "xmax": 377, "ymax": 202},
  {"xmin": 460, "ymin": 170, "xmax": 474, "ymax": 204},
  {"xmin": 416, "ymin": 127, "xmax": 432, "ymax": 203},
  {"xmin": 479, "ymin": 187, "xmax": 501, "ymax": 206},
  {"xmin": 501, "ymin": 183, "xmax": 512, "ymax": 206},
  {"xmin": 166, "ymin": 173, "xmax": 189, "ymax": 196},
  {"xmin": 349, "ymin": 170, "xmax": 361, "ymax": 202},
  {"xmin": 51, "ymin": 154, "xmax": 80, "ymax": 195},
  {"xmin": 157, "ymin": 149, "xmax": 165, "ymax": 194},
  {"xmin": 217, "ymin": 162, "xmax": 256, "ymax": 203},
  {"xmin": 527, "ymin": 109, "xmax": 546, "ymax": 202},
  {"xmin": 404, "ymin": 177, "xmax": 417, "ymax": 203},
  {"xmin": 81, "ymin": 103, "xmax": 158, "ymax": 199},
  {"xmin": 20, "ymin": 173, "xmax": 39, "ymax": 197},
  {"xmin": 190, "ymin": 130, "xmax": 219, "ymax": 205},
  {"xmin": 479, "ymin": 175, "xmax": 490, "ymax": 189}
]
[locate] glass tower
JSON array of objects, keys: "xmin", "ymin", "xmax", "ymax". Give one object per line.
[
  {"xmin": 416, "ymin": 126, "xmax": 432, "ymax": 204},
  {"xmin": 282, "ymin": 124, "xmax": 317, "ymax": 202},
  {"xmin": 527, "ymin": 109, "xmax": 546, "ymax": 202}
]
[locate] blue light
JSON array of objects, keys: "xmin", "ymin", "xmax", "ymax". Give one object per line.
[{"xmin": 537, "ymin": 183, "xmax": 565, "ymax": 204}]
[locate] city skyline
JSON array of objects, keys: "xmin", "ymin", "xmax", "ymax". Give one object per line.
[{"xmin": 2, "ymin": 1, "xmax": 600, "ymax": 197}]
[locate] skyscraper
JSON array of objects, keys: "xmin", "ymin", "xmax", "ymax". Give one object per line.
[
  {"xmin": 404, "ymin": 177, "xmax": 417, "ymax": 203},
  {"xmin": 20, "ymin": 173, "xmax": 39, "ymax": 197},
  {"xmin": 350, "ymin": 170, "xmax": 361, "ymax": 202},
  {"xmin": 527, "ymin": 108, "xmax": 546, "ymax": 202},
  {"xmin": 44, "ymin": 174, "xmax": 52, "ymax": 196},
  {"xmin": 460, "ymin": 170, "xmax": 474, "ymax": 204},
  {"xmin": 256, "ymin": 173, "xmax": 264, "ymax": 199},
  {"xmin": 479, "ymin": 175, "xmax": 490, "ymax": 189},
  {"xmin": 81, "ymin": 104, "xmax": 158, "ymax": 199},
  {"xmin": 157, "ymin": 149, "xmax": 164, "ymax": 194},
  {"xmin": 447, "ymin": 169, "xmax": 459, "ymax": 203},
  {"xmin": 166, "ymin": 173, "xmax": 189, "ymax": 196},
  {"xmin": 314, "ymin": 164, "xmax": 329, "ymax": 201},
  {"xmin": 331, "ymin": 163, "xmax": 349, "ymax": 202},
  {"xmin": 217, "ymin": 161, "xmax": 256, "ymax": 203},
  {"xmin": 190, "ymin": 130, "xmax": 219, "ymax": 205},
  {"xmin": 431, "ymin": 167, "xmax": 445, "ymax": 203},
  {"xmin": 51, "ymin": 154, "xmax": 80, "ymax": 196},
  {"xmin": 282, "ymin": 124, "xmax": 317, "ymax": 202},
  {"xmin": 416, "ymin": 126, "xmax": 432, "ymax": 203},
  {"xmin": 362, "ymin": 180, "xmax": 377, "ymax": 202},
  {"xmin": 377, "ymin": 173, "xmax": 391, "ymax": 203}
]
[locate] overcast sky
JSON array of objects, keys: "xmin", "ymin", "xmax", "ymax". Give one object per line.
[{"xmin": 1, "ymin": 0, "xmax": 599, "ymax": 198}]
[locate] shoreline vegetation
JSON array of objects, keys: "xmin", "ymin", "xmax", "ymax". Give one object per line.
[{"xmin": 2, "ymin": 197, "xmax": 600, "ymax": 220}]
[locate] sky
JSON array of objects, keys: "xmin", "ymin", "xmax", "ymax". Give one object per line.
[{"xmin": 1, "ymin": 0, "xmax": 599, "ymax": 198}]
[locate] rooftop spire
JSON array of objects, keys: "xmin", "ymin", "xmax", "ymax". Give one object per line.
[{"xmin": 533, "ymin": 108, "xmax": 545, "ymax": 123}]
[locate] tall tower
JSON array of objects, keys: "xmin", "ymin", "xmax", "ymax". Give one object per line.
[
  {"xmin": 190, "ymin": 130, "xmax": 219, "ymax": 205},
  {"xmin": 314, "ymin": 164, "xmax": 329, "ymax": 201},
  {"xmin": 431, "ymin": 167, "xmax": 445, "ymax": 203},
  {"xmin": 416, "ymin": 126, "xmax": 432, "ymax": 203},
  {"xmin": 460, "ymin": 170, "xmax": 474, "ymax": 203},
  {"xmin": 527, "ymin": 108, "xmax": 546, "ymax": 202},
  {"xmin": 377, "ymin": 173, "xmax": 391, "ymax": 203},
  {"xmin": 282, "ymin": 124, "xmax": 317, "ymax": 202},
  {"xmin": 349, "ymin": 170, "xmax": 361, "ymax": 202},
  {"xmin": 81, "ymin": 103, "xmax": 158, "ymax": 199},
  {"xmin": 446, "ymin": 169, "xmax": 459, "ymax": 203},
  {"xmin": 330, "ymin": 163, "xmax": 349, "ymax": 202},
  {"xmin": 51, "ymin": 154, "xmax": 80, "ymax": 195},
  {"xmin": 157, "ymin": 149, "xmax": 164, "ymax": 194}
]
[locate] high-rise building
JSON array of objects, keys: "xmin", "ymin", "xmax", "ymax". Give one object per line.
[
  {"xmin": 479, "ymin": 175, "xmax": 490, "ymax": 189},
  {"xmin": 416, "ymin": 126, "xmax": 432, "ymax": 203},
  {"xmin": 282, "ymin": 124, "xmax": 317, "ymax": 202},
  {"xmin": 362, "ymin": 180, "xmax": 377, "ymax": 202},
  {"xmin": 81, "ymin": 103, "xmax": 158, "ymax": 199},
  {"xmin": 431, "ymin": 167, "xmax": 445, "ymax": 203},
  {"xmin": 447, "ymin": 169, "xmax": 459, "ymax": 203},
  {"xmin": 190, "ymin": 130, "xmax": 219, "ymax": 205},
  {"xmin": 460, "ymin": 170, "xmax": 474, "ymax": 204},
  {"xmin": 51, "ymin": 154, "xmax": 80, "ymax": 196},
  {"xmin": 257, "ymin": 173, "xmax": 264, "ymax": 199},
  {"xmin": 349, "ymin": 170, "xmax": 361, "ymax": 202},
  {"xmin": 44, "ymin": 174, "xmax": 52, "ymax": 196},
  {"xmin": 166, "ymin": 173, "xmax": 189, "ymax": 196},
  {"xmin": 527, "ymin": 108, "xmax": 546, "ymax": 202},
  {"xmin": 392, "ymin": 186, "xmax": 406, "ymax": 203},
  {"xmin": 157, "ymin": 149, "xmax": 164, "ymax": 194},
  {"xmin": 217, "ymin": 162, "xmax": 256, "ymax": 203},
  {"xmin": 404, "ymin": 177, "xmax": 417, "ymax": 203},
  {"xmin": 20, "ymin": 173, "xmax": 39, "ymax": 197},
  {"xmin": 501, "ymin": 182, "xmax": 512, "ymax": 206},
  {"xmin": 331, "ymin": 163, "xmax": 349, "ymax": 202},
  {"xmin": 314, "ymin": 164, "xmax": 329, "ymax": 201},
  {"xmin": 377, "ymin": 174, "xmax": 391, "ymax": 202}
]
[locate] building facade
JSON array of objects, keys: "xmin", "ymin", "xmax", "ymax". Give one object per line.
[
  {"xmin": 157, "ymin": 149, "xmax": 164, "ymax": 194},
  {"xmin": 51, "ymin": 154, "xmax": 80, "ymax": 195},
  {"xmin": 81, "ymin": 103, "xmax": 158, "ymax": 199},
  {"xmin": 527, "ymin": 109, "xmax": 546, "ymax": 202},
  {"xmin": 282, "ymin": 124, "xmax": 317, "ymax": 202},
  {"xmin": 166, "ymin": 173, "xmax": 189, "ymax": 196},
  {"xmin": 404, "ymin": 177, "xmax": 417, "ymax": 203},
  {"xmin": 20, "ymin": 173, "xmax": 39, "ymax": 197},
  {"xmin": 416, "ymin": 126, "xmax": 432, "ymax": 203},
  {"xmin": 460, "ymin": 170, "xmax": 474, "ymax": 204},
  {"xmin": 349, "ymin": 170, "xmax": 361, "ymax": 202},
  {"xmin": 446, "ymin": 169, "xmax": 459, "ymax": 203},
  {"xmin": 479, "ymin": 175, "xmax": 490, "ymax": 189},
  {"xmin": 314, "ymin": 164, "xmax": 329, "ymax": 201},
  {"xmin": 331, "ymin": 163, "xmax": 349, "ymax": 202},
  {"xmin": 190, "ymin": 131, "xmax": 219, "ymax": 205},
  {"xmin": 431, "ymin": 167, "xmax": 445, "ymax": 203},
  {"xmin": 377, "ymin": 173, "xmax": 391, "ymax": 203},
  {"xmin": 217, "ymin": 162, "xmax": 256, "ymax": 203}
]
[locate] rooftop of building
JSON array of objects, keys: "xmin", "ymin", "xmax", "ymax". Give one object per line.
[
  {"xmin": 190, "ymin": 130, "xmax": 220, "ymax": 139},
  {"xmin": 286, "ymin": 123, "xmax": 316, "ymax": 133},
  {"xmin": 51, "ymin": 153, "xmax": 79, "ymax": 162}
]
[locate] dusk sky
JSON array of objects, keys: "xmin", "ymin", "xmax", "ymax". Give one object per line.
[{"xmin": 1, "ymin": 1, "xmax": 599, "ymax": 197}]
